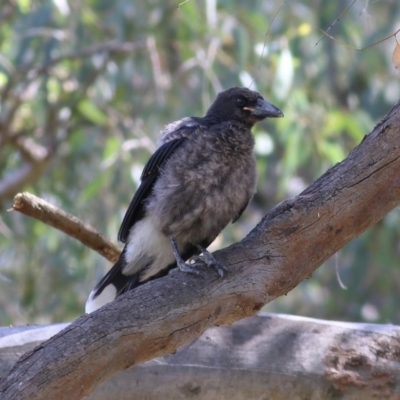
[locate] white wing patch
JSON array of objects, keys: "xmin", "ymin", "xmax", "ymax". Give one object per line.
[
  {"xmin": 124, "ymin": 217, "xmax": 175, "ymax": 281},
  {"xmin": 85, "ymin": 217, "xmax": 176, "ymax": 314}
]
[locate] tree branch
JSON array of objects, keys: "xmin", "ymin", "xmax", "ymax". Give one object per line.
[
  {"xmin": 2, "ymin": 314, "xmax": 400, "ymax": 399},
  {"xmin": 0, "ymin": 135, "xmax": 51, "ymax": 202},
  {"xmin": 0, "ymin": 163, "xmax": 49, "ymax": 203},
  {"xmin": 10, "ymin": 192, "xmax": 121, "ymax": 263},
  {"xmin": 1, "ymin": 101, "xmax": 400, "ymax": 400}
]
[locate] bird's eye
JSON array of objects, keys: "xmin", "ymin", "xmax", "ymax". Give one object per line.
[{"xmin": 236, "ymin": 97, "xmax": 246, "ymax": 107}]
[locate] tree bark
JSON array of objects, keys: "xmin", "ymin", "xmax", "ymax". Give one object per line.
[
  {"xmin": 2, "ymin": 314, "xmax": 400, "ymax": 400},
  {"xmin": 1, "ymin": 100, "xmax": 400, "ymax": 400}
]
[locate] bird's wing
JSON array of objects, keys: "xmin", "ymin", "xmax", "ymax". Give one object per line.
[{"xmin": 118, "ymin": 137, "xmax": 187, "ymax": 243}]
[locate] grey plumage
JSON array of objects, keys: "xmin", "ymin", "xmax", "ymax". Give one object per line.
[{"xmin": 86, "ymin": 87, "xmax": 283, "ymax": 313}]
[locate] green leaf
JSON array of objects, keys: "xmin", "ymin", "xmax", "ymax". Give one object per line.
[
  {"xmin": 17, "ymin": 0, "xmax": 30, "ymax": 13},
  {"xmin": 0, "ymin": 72, "xmax": 8, "ymax": 87},
  {"xmin": 103, "ymin": 136, "xmax": 120, "ymax": 160},
  {"xmin": 77, "ymin": 99, "xmax": 108, "ymax": 125}
]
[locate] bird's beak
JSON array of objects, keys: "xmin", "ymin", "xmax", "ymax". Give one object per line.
[{"xmin": 245, "ymin": 99, "xmax": 283, "ymax": 118}]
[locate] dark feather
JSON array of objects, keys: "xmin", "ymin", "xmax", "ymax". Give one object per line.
[
  {"xmin": 90, "ymin": 248, "xmax": 134, "ymax": 297},
  {"xmin": 118, "ymin": 137, "xmax": 187, "ymax": 243},
  {"xmin": 232, "ymin": 198, "xmax": 251, "ymax": 223}
]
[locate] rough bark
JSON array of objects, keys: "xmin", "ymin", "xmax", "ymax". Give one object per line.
[
  {"xmin": 2, "ymin": 314, "xmax": 400, "ymax": 400},
  {"xmin": 1, "ymin": 101, "xmax": 400, "ymax": 399}
]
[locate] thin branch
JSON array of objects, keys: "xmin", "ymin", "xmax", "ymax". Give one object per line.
[
  {"xmin": 0, "ymin": 162, "xmax": 50, "ymax": 203},
  {"xmin": 10, "ymin": 192, "xmax": 121, "ymax": 263},
  {"xmin": 0, "ymin": 0, "xmax": 17, "ymax": 26},
  {"xmin": 177, "ymin": 0, "xmax": 191, "ymax": 9},
  {"xmin": 8, "ymin": 136, "xmax": 49, "ymax": 162},
  {"xmin": 317, "ymin": 27, "xmax": 400, "ymax": 51},
  {"xmin": 252, "ymin": 0, "xmax": 286, "ymax": 88},
  {"xmin": 146, "ymin": 36, "xmax": 168, "ymax": 106},
  {"xmin": 314, "ymin": 1, "xmax": 400, "ymax": 50},
  {"xmin": 315, "ymin": 0, "xmax": 358, "ymax": 47}
]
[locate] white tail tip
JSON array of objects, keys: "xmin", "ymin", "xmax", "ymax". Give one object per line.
[{"xmin": 85, "ymin": 284, "xmax": 117, "ymax": 313}]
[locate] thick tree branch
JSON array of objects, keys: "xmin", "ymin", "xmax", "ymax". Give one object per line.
[
  {"xmin": 11, "ymin": 192, "xmax": 121, "ymax": 263},
  {"xmin": 2, "ymin": 314, "xmax": 400, "ymax": 399},
  {"xmin": 1, "ymin": 101, "xmax": 400, "ymax": 399}
]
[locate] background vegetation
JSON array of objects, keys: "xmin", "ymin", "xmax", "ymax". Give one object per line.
[{"xmin": 0, "ymin": 0, "xmax": 399, "ymax": 325}]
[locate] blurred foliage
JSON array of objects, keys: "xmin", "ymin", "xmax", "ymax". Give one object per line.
[{"xmin": 0, "ymin": 0, "xmax": 400, "ymax": 325}]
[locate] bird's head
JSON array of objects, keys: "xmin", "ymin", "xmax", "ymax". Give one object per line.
[{"xmin": 205, "ymin": 87, "xmax": 283, "ymax": 127}]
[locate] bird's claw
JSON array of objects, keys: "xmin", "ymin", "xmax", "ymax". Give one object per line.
[
  {"xmin": 177, "ymin": 259, "xmax": 201, "ymax": 275},
  {"xmin": 191, "ymin": 251, "xmax": 227, "ymax": 279}
]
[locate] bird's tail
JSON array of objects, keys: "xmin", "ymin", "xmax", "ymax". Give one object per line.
[{"xmin": 85, "ymin": 252, "xmax": 139, "ymax": 313}]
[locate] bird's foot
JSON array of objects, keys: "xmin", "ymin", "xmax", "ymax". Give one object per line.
[
  {"xmin": 169, "ymin": 237, "xmax": 226, "ymax": 278},
  {"xmin": 170, "ymin": 236, "xmax": 201, "ymax": 276},
  {"xmin": 176, "ymin": 259, "xmax": 201, "ymax": 275},
  {"xmin": 191, "ymin": 248, "xmax": 226, "ymax": 279}
]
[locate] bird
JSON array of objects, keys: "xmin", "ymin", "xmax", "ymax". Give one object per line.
[{"xmin": 85, "ymin": 87, "xmax": 283, "ymax": 313}]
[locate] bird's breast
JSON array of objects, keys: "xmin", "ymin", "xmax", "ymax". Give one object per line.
[{"xmin": 147, "ymin": 129, "xmax": 256, "ymax": 239}]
